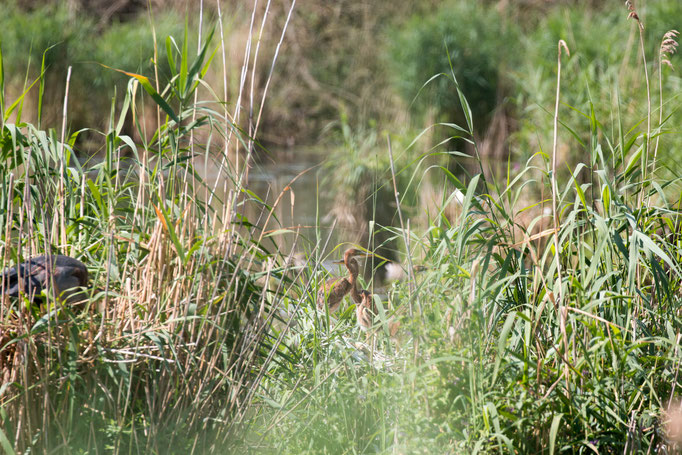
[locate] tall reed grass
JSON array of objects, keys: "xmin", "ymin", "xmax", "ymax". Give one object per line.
[
  {"xmin": 236, "ymin": 3, "xmax": 682, "ymax": 453},
  {"xmin": 2, "ymin": 1, "xmax": 682, "ymax": 454},
  {"xmin": 0, "ymin": 2, "xmax": 301, "ymax": 452}
]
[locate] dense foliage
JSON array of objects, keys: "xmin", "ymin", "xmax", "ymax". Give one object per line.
[{"xmin": 1, "ymin": 0, "xmax": 682, "ymax": 453}]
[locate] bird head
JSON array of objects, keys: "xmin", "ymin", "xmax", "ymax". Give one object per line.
[
  {"xmin": 358, "ymin": 289, "xmax": 372, "ymax": 304},
  {"xmin": 331, "ymin": 248, "xmax": 374, "ymax": 265},
  {"xmin": 343, "ymin": 248, "xmax": 374, "ymax": 261}
]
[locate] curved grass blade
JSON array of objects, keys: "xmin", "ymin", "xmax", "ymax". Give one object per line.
[{"xmin": 99, "ymin": 63, "xmax": 180, "ymax": 124}]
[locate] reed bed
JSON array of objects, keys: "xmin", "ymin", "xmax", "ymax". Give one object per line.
[
  {"xmin": 240, "ymin": 3, "xmax": 682, "ymax": 453},
  {"xmin": 0, "ymin": 3, "xmax": 303, "ymax": 452},
  {"xmin": 1, "ymin": 1, "xmax": 682, "ymax": 454}
]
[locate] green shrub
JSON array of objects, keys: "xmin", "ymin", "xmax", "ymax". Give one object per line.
[
  {"xmin": 0, "ymin": 3, "xmax": 186, "ymax": 133},
  {"xmin": 86, "ymin": 13, "xmax": 184, "ymax": 92},
  {"xmin": 0, "ymin": 2, "xmax": 95, "ymax": 79},
  {"xmin": 387, "ymin": 2, "xmax": 518, "ymax": 132}
]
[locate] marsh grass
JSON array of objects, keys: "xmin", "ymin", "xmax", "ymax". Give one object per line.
[
  {"xmin": 237, "ymin": 3, "xmax": 682, "ymax": 454},
  {"xmin": 0, "ymin": 3, "xmax": 305, "ymax": 453},
  {"xmin": 2, "ymin": 1, "xmax": 682, "ymax": 454}
]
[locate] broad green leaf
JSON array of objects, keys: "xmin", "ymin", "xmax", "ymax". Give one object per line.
[
  {"xmin": 166, "ymin": 36, "xmax": 177, "ymax": 76},
  {"xmin": 549, "ymin": 413, "xmax": 563, "ymax": 455},
  {"xmin": 624, "ymin": 144, "xmax": 643, "ymax": 178}
]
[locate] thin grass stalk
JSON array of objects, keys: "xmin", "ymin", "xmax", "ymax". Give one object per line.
[
  {"xmin": 205, "ymin": 74, "xmax": 229, "ymax": 213},
  {"xmin": 58, "ymin": 66, "xmax": 72, "ymax": 252},
  {"xmin": 223, "ymin": 0, "xmax": 260, "ymax": 257},
  {"xmin": 148, "ymin": 1, "xmax": 162, "ymax": 160},
  {"xmin": 625, "ymin": 2, "xmax": 653, "ymax": 309},
  {"xmin": 186, "ymin": 0, "xmax": 203, "ymax": 210},
  {"xmin": 237, "ymin": 234, "xmax": 312, "ymax": 420},
  {"xmin": 654, "ymin": 44, "xmax": 665, "ymax": 173},
  {"xmin": 552, "ymin": 40, "xmax": 569, "ymax": 389},
  {"xmin": 216, "ymin": 0, "xmax": 259, "ymax": 227},
  {"xmin": 246, "ymin": 0, "xmax": 273, "ymax": 181},
  {"xmin": 208, "ymin": 0, "xmax": 229, "ymax": 225},
  {"xmin": 626, "ymin": 2, "xmax": 651, "ymax": 206},
  {"xmin": 176, "ymin": 30, "xmax": 207, "ymax": 363},
  {"xmin": 387, "ymin": 135, "xmax": 416, "ymax": 317},
  {"xmin": 653, "ymin": 30, "xmax": 679, "ymax": 170},
  {"xmin": 1, "ymin": 174, "xmax": 13, "ymax": 313},
  {"xmin": 234, "ymin": 0, "xmax": 258, "ymax": 166},
  {"xmin": 253, "ymin": 0, "xmax": 297, "ymax": 137},
  {"xmin": 76, "ymin": 174, "xmax": 85, "ymax": 254},
  {"xmin": 21, "ymin": 140, "xmax": 33, "ymax": 284},
  {"xmin": 207, "ymin": 0, "xmax": 259, "ymax": 254},
  {"xmin": 639, "ymin": 22, "xmax": 651, "ymax": 184},
  {"xmin": 241, "ymin": 227, "xmax": 336, "ymax": 438},
  {"xmin": 223, "ymin": 0, "xmax": 295, "ymax": 271},
  {"xmin": 669, "ymin": 333, "xmax": 682, "ymax": 403}
]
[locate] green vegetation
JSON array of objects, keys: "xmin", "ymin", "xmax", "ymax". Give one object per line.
[
  {"xmin": 0, "ymin": 2, "xmax": 193, "ymax": 133},
  {"xmin": 0, "ymin": 16, "xmax": 273, "ymax": 452},
  {"xmin": 1, "ymin": 0, "xmax": 682, "ymax": 453},
  {"xmin": 388, "ymin": 2, "xmax": 515, "ymax": 131}
]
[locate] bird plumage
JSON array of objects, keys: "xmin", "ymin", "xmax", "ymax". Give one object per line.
[
  {"xmin": 0, "ymin": 255, "xmax": 89, "ymax": 303},
  {"xmin": 316, "ymin": 248, "xmax": 368, "ymax": 313},
  {"xmin": 356, "ymin": 289, "xmax": 375, "ymax": 331}
]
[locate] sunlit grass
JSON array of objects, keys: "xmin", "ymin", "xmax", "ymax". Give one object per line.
[
  {"xmin": 1, "ymin": 1, "xmax": 682, "ymax": 454},
  {"xmin": 0, "ymin": 6, "xmax": 299, "ymax": 453}
]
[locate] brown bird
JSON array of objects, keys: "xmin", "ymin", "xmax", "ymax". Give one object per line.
[
  {"xmin": 356, "ymin": 289, "xmax": 376, "ymax": 332},
  {"xmin": 1, "ymin": 255, "xmax": 89, "ymax": 304},
  {"xmin": 356, "ymin": 290, "xmax": 401, "ymax": 343},
  {"xmin": 316, "ymin": 248, "xmax": 370, "ymax": 313}
]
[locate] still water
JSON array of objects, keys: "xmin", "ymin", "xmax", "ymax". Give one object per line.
[
  {"xmin": 247, "ymin": 153, "xmax": 337, "ymax": 255},
  {"xmin": 200, "ymin": 151, "xmax": 350, "ymax": 260}
]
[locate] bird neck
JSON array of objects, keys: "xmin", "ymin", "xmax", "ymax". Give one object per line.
[
  {"xmin": 346, "ymin": 257, "xmax": 362, "ymax": 303},
  {"xmin": 349, "ymin": 269, "xmax": 362, "ymax": 304},
  {"xmin": 345, "ymin": 257, "xmax": 359, "ymax": 280},
  {"xmin": 349, "ymin": 280, "xmax": 361, "ymax": 303}
]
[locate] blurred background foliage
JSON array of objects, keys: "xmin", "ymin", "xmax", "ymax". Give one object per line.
[
  {"xmin": 387, "ymin": 2, "xmax": 515, "ymax": 134},
  {"xmin": 0, "ymin": 1, "xmax": 188, "ymax": 147},
  {"xmin": 3, "ymin": 0, "xmax": 681, "ymax": 169}
]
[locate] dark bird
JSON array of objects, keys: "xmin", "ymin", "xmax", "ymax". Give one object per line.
[
  {"xmin": 0, "ymin": 255, "xmax": 89, "ymax": 304},
  {"xmin": 317, "ymin": 248, "xmax": 371, "ymax": 313}
]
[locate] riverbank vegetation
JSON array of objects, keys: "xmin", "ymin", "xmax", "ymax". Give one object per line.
[{"xmin": 1, "ymin": 0, "xmax": 682, "ymax": 453}]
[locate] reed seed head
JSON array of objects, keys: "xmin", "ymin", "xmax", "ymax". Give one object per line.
[
  {"xmin": 625, "ymin": 0, "xmax": 643, "ymax": 29},
  {"xmin": 661, "ymin": 30, "xmax": 680, "ymax": 70},
  {"xmin": 558, "ymin": 40, "xmax": 570, "ymax": 57}
]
